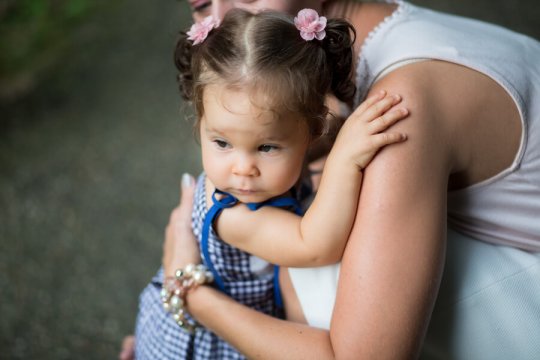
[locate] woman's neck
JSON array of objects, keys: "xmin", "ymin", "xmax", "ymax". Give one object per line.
[{"xmin": 323, "ymin": 0, "xmax": 398, "ymax": 57}]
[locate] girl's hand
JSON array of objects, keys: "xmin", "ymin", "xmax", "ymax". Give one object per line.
[
  {"xmin": 162, "ymin": 173, "xmax": 201, "ymax": 277},
  {"xmin": 332, "ymin": 91, "xmax": 408, "ymax": 170}
]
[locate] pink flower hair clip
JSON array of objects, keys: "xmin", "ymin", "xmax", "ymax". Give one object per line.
[
  {"xmin": 294, "ymin": 9, "xmax": 327, "ymax": 41},
  {"xmin": 187, "ymin": 15, "xmax": 220, "ymax": 45}
]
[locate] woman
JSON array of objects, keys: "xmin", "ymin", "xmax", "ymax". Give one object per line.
[{"xmin": 122, "ymin": 1, "xmax": 540, "ymax": 359}]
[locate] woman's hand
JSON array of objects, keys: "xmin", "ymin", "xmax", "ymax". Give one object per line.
[
  {"xmin": 162, "ymin": 173, "xmax": 201, "ymax": 277},
  {"xmin": 118, "ymin": 335, "xmax": 135, "ymax": 360},
  {"xmin": 119, "ymin": 174, "xmax": 200, "ymax": 360},
  {"xmin": 331, "ymin": 91, "xmax": 408, "ymax": 171}
]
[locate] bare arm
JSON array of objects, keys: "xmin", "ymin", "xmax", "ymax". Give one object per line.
[
  {"xmin": 331, "ymin": 78, "xmax": 450, "ymax": 358},
  {"xmin": 187, "ymin": 286, "xmax": 336, "ymax": 359},
  {"xmin": 162, "ymin": 174, "xmax": 201, "ymax": 276},
  {"xmin": 217, "ymin": 93, "xmax": 408, "ymax": 267}
]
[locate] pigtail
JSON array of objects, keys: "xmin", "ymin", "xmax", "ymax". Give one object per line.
[
  {"xmin": 174, "ymin": 32, "xmax": 195, "ymax": 102},
  {"xmin": 322, "ymin": 19, "xmax": 356, "ymax": 104}
]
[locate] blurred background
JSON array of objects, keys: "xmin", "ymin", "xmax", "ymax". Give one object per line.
[{"xmin": 0, "ymin": 1, "xmax": 538, "ymax": 358}]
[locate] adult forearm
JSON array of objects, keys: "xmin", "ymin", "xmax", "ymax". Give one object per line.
[{"xmin": 187, "ymin": 286, "xmax": 336, "ymax": 359}]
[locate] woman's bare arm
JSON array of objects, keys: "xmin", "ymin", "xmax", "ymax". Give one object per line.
[
  {"xmin": 330, "ymin": 76, "xmax": 451, "ymax": 358},
  {"xmin": 187, "ymin": 286, "xmax": 337, "ymax": 359}
]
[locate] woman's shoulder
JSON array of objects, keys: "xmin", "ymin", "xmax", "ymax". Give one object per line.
[
  {"xmin": 370, "ymin": 61, "xmax": 452, "ymax": 111},
  {"xmin": 371, "ymin": 59, "xmax": 522, "ymax": 183},
  {"xmin": 362, "ymin": 62, "xmax": 460, "ymax": 180},
  {"xmin": 369, "ymin": 61, "xmax": 455, "ymax": 139}
]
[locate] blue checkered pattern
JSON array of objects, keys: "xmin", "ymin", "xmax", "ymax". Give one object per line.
[
  {"xmin": 135, "ymin": 173, "xmax": 303, "ymax": 359},
  {"xmin": 135, "ymin": 268, "xmax": 245, "ymax": 359}
]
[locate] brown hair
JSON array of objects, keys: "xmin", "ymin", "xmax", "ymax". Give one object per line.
[{"xmin": 175, "ymin": 9, "xmax": 356, "ymax": 138}]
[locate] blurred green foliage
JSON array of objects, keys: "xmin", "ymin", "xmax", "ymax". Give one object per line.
[{"xmin": 0, "ymin": 0, "xmax": 103, "ymax": 101}]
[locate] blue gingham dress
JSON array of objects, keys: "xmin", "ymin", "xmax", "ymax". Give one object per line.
[{"xmin": 135, "ymin": 174, "xmax": 306, "ymax": 359}]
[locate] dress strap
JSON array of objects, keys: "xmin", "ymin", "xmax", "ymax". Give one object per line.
[
  {"xmin": 201, "ymin": 189, "xmax": 304, "ymax": 307},
  {"xmin": 246, "ymin": 197, "xmax": 303, "ymax": 216},
  {"xmin": 201, "ymin": 190, "xmax": 238, "ymax": 291}
]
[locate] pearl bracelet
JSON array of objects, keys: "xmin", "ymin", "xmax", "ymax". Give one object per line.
[{"xmin": 160, "ymin": 263, "xmax": 214, "ymax": 333}]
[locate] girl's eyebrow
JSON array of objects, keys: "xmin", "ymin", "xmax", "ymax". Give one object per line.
[
  {"xmin": 263, "ymin": 134, "xmax": 288, "ymax": 142},
  {"xmin": 206, "ymin": 126, "xmax": 288, "ymax": 142},
  {"xmin": 204, "ymin": 127, "xmax": 226, "ymax": 136}
]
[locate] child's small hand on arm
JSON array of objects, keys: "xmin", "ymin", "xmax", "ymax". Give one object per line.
[{"xmin": 330, "ymin": 90, "xmax": 408, "ymax": 171}]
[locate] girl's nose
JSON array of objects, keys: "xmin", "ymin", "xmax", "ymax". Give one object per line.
[{"xmin": 232, "ymin": 155, "xmax": 259, "ymax": 177}]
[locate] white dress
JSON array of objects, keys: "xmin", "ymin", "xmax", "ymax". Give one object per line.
[{"xmin": 289, "ymin": 2, "xmax": 540, "ymax": 359}]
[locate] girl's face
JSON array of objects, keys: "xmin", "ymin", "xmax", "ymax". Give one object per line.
[
  {"xmin": 189, "ymin": 0, "xmax": 325, "ymax": 22},
  {"xmin": 200, "ymin": 84, "xmax": 311, "ymax": 203}
]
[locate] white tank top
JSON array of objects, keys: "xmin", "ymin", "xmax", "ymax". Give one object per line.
[
  {"xmin": 289, "ymin": 2, "xmax": 540, "ymax": 330},
  {"xmin": 355, "ymin": 1, "xmax": 540, "ymax": 251}
]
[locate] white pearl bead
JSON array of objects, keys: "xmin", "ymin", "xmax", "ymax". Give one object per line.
[
  {"xmin": 170, "ymin": 295, "xmax": 183, "ymax": 310},
  {"xmin": 160, "ymin": 288, "xmax": 169, "ymax": 299},
  {"xmin": 193, "ymin": 271, "xmax": 206, "ymax": 284},
  {"xmin": 185, "ymin": 264, "xmax": 195, "ymax": 275}
]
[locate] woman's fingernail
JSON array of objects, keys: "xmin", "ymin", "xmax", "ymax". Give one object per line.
[{"xmin": 182, "ymin": 173, "xmax": 194, "ymax": 187}]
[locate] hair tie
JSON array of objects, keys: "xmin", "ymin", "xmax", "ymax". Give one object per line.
[
  {"xmin": 294, "ymin": 9, "xmax": 327, "ymax": 41},
  {"xmin": 187, "ymin": 15, "xmax": 220, "ymax": 45}
]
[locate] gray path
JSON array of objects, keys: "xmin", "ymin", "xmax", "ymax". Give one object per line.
[
  {"xmin": 0, "ymin": 1, "xmax": 538, "ymax": 359},
  {"xmin": 1, "ymin": 1, "xmax": 198, "ymax": 358}
]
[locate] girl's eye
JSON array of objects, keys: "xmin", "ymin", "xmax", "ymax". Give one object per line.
[
  {"xmin": 259, "ymin": 144, "xmax": 279, "ymax": 153},
  {"xmin": 214, "ymin": 139, "xmax": 230, "ymax": 149}
]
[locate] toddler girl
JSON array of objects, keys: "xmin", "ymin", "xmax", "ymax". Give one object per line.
[{"xmin": 135, "ymin": 8, "xmax": 407, "ymax": 359}]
